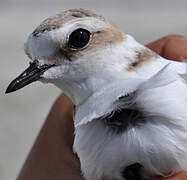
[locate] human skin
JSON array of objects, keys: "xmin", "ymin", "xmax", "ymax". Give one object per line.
[{"xmin": 17, "ymin": 35, "xmax": 187, "ymax": 180}]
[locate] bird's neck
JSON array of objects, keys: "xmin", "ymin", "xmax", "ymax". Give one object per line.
[
  {"xmin": 54, "ymin": 35, "xmax": 168, "ymax": 106},
  {"xmin": 55, "ymin": 72, "xmax": 126, "ymax": 106}
]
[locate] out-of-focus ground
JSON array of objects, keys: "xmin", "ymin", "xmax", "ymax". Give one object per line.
[{"xmin": 0, "ymin": 0, "xmax": 187, "ymax": 179}]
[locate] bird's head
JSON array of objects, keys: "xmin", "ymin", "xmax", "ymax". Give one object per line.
[
  {"xmin": 6, "ymin": 9, "xmax": 156, "ymax": 104},
  {"xmin": 6, "ymin": 9, "xmax": 126, "ymax": 90}
]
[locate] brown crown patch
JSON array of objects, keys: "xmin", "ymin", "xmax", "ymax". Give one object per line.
[{"xmin": 32, "ymin": 9, "xmax": 105, "ymax": 36}]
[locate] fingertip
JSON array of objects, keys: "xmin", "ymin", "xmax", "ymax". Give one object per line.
[
  {"xmin": 152, "ymin": 171, "xmax": 187, "ymax": 180},
  {"xmin": 146, "ymin": 34, "xmax": 187, "ymax": 62}
]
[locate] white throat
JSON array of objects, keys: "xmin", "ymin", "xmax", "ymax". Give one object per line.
[
  {"xmin": 53, "ymin": 71, "xmax": 131, "ymax": 106},
  {"xmin": 43, "ymin": 35, "xmax": 168, "ymax": 106}
]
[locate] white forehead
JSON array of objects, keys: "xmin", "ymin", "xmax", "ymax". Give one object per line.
[{"xmin": 24, "ymin": 17, "xmax": 107, "ymax": 60}]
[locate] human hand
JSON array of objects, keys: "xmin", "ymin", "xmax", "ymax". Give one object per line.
[
  {"xmin": 147, "ymin": 34, "xmax": 187, "ymax": 61},
  {"xmin": 17, "ymin": 35, "xmax": 187, "ymax": 180},
  {"xmin": 153, "ymin": 171, "xmax": 187, "ymax": 180}
]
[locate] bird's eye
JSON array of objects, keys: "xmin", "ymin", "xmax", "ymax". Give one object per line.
[{"xmin": 68, "ymin": 28, "xmax": 91, "ymax": 49}]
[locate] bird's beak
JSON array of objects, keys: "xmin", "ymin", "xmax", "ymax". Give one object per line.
[{"xmin": 5, "ymin": 60, "xmax": 54, "ymax": 94}]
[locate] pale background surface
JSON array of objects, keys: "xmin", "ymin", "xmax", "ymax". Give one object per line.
[{"xmin": 0, "ymin": 0, "xmax": 187, "ymax": 179}]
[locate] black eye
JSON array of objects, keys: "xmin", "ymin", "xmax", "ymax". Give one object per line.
[{"xmin": 68, "ymin": 28, "xmax": 91, "ymax": 49}]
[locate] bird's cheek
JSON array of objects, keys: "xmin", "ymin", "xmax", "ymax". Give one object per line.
[{"xmin": 41, "ymin": 66, "xmax": 66, "ymax": 80}]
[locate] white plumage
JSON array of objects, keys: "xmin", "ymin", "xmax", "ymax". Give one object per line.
[
  {"xmin": 74, "ymin": 64, "xmax": 187, "ymax": 180},
  {"xmin": 7, "ymin": 9, "xmax": 187, "ymax": 180}
]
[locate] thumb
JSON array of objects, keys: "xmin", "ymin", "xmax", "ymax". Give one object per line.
[
  {"xmin": 152, "ymin": 171, "xmax": 187, "ymax": 180},
  {"xmin": 146, "ymin": 35, "xmax": 187, "ymax": 61}
]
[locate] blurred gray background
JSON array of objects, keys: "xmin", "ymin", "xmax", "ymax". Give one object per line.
[{"xmin": 0, "ymin": 0, "xmax": 187, "ymax": 179}]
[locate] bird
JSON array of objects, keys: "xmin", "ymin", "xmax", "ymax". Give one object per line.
[{"xmin": 6, "ymin": 8, "xmax": 187, "ymax": 180}]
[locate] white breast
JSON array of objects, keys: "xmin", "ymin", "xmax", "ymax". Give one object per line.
[{"xmin": 73, "ymin": 65, "xmax": 187, "ymax": 180}]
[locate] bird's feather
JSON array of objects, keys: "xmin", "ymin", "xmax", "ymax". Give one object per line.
[{"xmin": 74, "ymin": 64, "xmax": 187, "ymax": 180}]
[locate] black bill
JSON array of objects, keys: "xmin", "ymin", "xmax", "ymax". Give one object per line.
[{"xmin": 5, "ymin": 60, "xmax": 54, "ymax": 94}]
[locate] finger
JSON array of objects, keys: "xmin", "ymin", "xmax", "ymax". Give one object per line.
[
  {"xmin": 146, "ymin": 35, "xmax": 187, "ymax": 61},
  {"xmin": 47, "ymin": 93, "xmax": 74, "ymax": 147},
  {"xmin": 17, "ymin": 93, "xmax": 84, "ymax": 180},
  {"xmin": 153, "ymin": 171, "xmax": 187, "ymax": 180}
]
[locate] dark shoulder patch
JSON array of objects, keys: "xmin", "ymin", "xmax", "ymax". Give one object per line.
[
  {"xmin": 101, "ymin": 94, "xmax": 146, "ymax": 133},
  {"xmin": 122, "ymin": 163, "xmax": 144, "ymax": 180}
]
